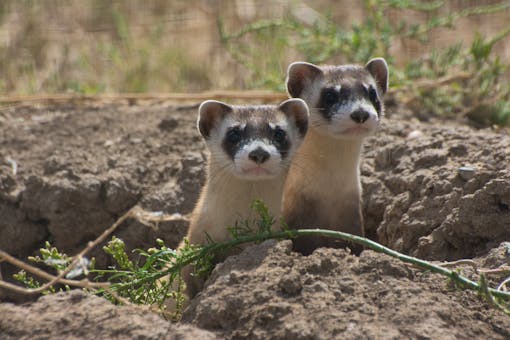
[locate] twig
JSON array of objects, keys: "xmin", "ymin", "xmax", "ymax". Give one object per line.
[
  {"xmin": 0, "ymin": 280, "xmax": 37, "ymax": 295},
  {"xmin": 480, "ymin": 266, "xmax": 510, "ymax": 275},
  {"xmin": 498, "ymin": 277, "xmax": 510, "ymax": 292},
  {"xmin": 397, "ymin": 72, "xmax": 472, "ymax": 99},
  {"xmin": 132, "ymin": 209, "xmax": 190, "ymax": 230},
  {"xmin": 412, "ymin": 72, "xmax": 472, "ymax": 90},
  {"xmin": 434, "ymin": 259, "xmax": 478, "ymax": 270},
  {"xmin": 0, "ymin": 206, "xmax": 189, "ymax": 295},
  {"xmin": 0, "ymin": 91, "xmax": 288, "ymax": 104},
  {"xmin": 0, "ymin": 206, "xmax": 137, "ymax": 295},
  {"xmin": 0, "ymin": 250, "xmax": 109, "ymax": 290}
]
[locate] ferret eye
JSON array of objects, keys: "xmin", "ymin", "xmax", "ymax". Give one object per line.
[
  {"xmin": 226, "ymin": 128, "xmax": 242, "ymax": 144},
  {"xmin": 273, "ymin": 127, "xmax": 286, "ymax": 143},
  {"xmin": 368, "ymin": 86, "xmax": 379, "ymax": 104},
  {"xmin": 322, "ymin": 89, "xmax": 338, "ymax": 106}
]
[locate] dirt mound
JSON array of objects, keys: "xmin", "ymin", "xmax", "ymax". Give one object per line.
[
  {"xmin": 1, "ymin": 242, "xmax": 509, "ymax": 339},
  {"xmin": 362, "ymin": 112, "xmax": 510, "ymax": 260},
  {"xmin": 184, "ymin": 240, "xmax": 509, "ymax": 339},
  {"xmin": 1, "ymin": 101, "xmax": 510, "ymax": 337},
  {"xmin": 0, "ymin": 290, "xmax": 217, "ymax": 339}
]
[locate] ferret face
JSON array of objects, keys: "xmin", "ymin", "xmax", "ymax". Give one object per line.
[
  {"xmin": 286, "ymin": 58, "xmax": 388, "ymax": 140},
  {"xmin": 197, "ymin": 99, "xmax": 309, "ymax": 180}
]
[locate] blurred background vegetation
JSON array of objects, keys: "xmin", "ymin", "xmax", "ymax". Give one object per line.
[{"xmin": 1, "ymin": 0, "xmax": 510, "ymax": 125}]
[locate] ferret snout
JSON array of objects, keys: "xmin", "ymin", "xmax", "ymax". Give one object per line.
[
  {"xmin": 350, "ymin": 109, "xmax": 370, "ymax": 124},
  {"xmin": 248, "ymin": 147, "xmax": 270, "ymax": 164},
  {"xmin": 233, "ymin": 140, "xmax": 282, "ymax": 180}
]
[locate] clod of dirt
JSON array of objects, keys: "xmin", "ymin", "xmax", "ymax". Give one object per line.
[
  {"xmin": 0, "ymin": 290, "xmax": 217, "ymax": 339},
  {"xmin": 183, "ymin": 240, "xmax": 510, "ymax": 340},
  {"xmin": 158, "ymin": 118, "xmax": 179, "ymax": 132}
]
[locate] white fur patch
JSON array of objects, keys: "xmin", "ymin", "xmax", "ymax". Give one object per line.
[
  {"xmin": 312, "ymin": 98, "xmax": 379, "ymax": 140},
  {"xmin": 233, "ymin": 140, "xmax": 282, "ymax": 180}
]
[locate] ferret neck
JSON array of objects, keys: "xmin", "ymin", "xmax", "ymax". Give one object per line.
[
  {"xmin": 206, "ymin": 163, "xmax": 287, "ymax": 213},
  {"xmin": 300, "ymin": 128, "xmax": 364, "ymax": 169}
]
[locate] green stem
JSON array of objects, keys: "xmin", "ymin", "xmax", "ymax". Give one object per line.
[
  {"xmin": 199, "ymin": 229, "xmax": 510, "ymax": 300},
  {"xmin": 294, "ymin": 229, "xmax": 510, "ymax": 300},
  {"xmin": 386, "ymin": 0, "xmax": 444, "ymax": 12},
  {"xmin": 108, "ymin": 228, "xmax": 510, "ymax": 303},
  {"xmin": 488, "ymin": 25, "xmax": 510, "ymax": 48}
]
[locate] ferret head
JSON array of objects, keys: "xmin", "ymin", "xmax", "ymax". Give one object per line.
[
  {"xmin": 197, "ymin": 99, "xmax": 309, "ymax": 180},
  {"xmin": 286, "ymin": 58, "xmax": 388, "ymax": 140}
]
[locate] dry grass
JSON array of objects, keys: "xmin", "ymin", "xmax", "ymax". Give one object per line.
[{"xmin": 0, "ymin": 1, "xmax": 509, "ymax": 95}]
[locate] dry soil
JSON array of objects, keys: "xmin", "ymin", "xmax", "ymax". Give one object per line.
[{"xmin": 0, "ymin": 100, "xmax": 509, "ymax": 339}]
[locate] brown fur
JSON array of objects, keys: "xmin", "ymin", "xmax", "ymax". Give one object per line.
[
  {"xmin": 177, "ymin": 99, "xmax": 309, "ymax": 300},
  {"xmin": 283, "ymin": 58, "xmax": 388, "ymax": 255}
]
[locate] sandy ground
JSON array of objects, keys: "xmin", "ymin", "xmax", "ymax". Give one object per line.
[{"xmin": 0, "ymin": 100, "xmax": 509, "ymax": 338}]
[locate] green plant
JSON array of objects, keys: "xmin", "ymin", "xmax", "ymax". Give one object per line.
[
  {"xmin": 401, "ymin": 27, "xmax": 510, "ymax": 125},
  {"xmin": 91, "ymin": 199, "xmax": 283, "ymax": 319},
  {"xmin": 94, "ymin": 237, "xmax": 186, "ymax": 320},
  {"xmin": 12, "ymin": 241, "xmax": 90, "ymax": 294}
]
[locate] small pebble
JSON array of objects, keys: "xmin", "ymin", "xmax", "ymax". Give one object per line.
[
  {"xmin": 407, "ymin": 130, "xmax": 423, "ymax": 139},
  {"xmin": 107, "ymin": 157, "xmax": 117, "ymax": 168},
  {"xmin": 278, "ymin": 270, "xmax": 302, "ymax": 295},
  {"xmin": 458, "ymin": 166, "xmax": 476, "ymax": 181},
  {"xmin": 503, "ymin": 242, "xmax": 510, "ymax": 256}
]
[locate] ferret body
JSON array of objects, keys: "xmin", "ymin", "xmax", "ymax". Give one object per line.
[
  {"xmin": 182, "ymin": 98, "xmax": 309, "ymax": 298},
  {"xmin": 283, "ymin": 58, "xmax": 389, "ymax": 255}
]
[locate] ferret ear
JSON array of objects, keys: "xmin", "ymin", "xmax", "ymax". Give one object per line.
[
  {"xmin": 279, "ymin": 98, "xmax": 309, "ymax": 137},
  {"xmin": 197, "ymin": 100, "xmax": 233, "ymax": 139},
  {"xmin": 286, "ymin": 62, "xmax": 323, "ymax": 98},
  {"xmin": 365, "ymin": 58, "xmax": 389, "ymax": 94}
]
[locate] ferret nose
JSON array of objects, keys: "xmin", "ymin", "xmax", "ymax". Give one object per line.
[
  {"xmin": 350, "ymin": 110, "xmax": 369, "ymax": 124},
  {"xmin": 248, "ymin": 147, "xmax": 270, "ymax": 164}
]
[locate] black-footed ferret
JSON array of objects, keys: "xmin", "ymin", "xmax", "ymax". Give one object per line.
[
  {"xmin": 282, "ymin": 58, "xmax": 388, "ymax": 255},
  {"xmin": 182, "ymin": 98, "xmax": 309, "ymax": 298}
]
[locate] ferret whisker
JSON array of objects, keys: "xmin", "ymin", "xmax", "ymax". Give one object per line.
[{"xmin": 209, "ymin": 163, "xmax": 233, "ymax": 185}]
